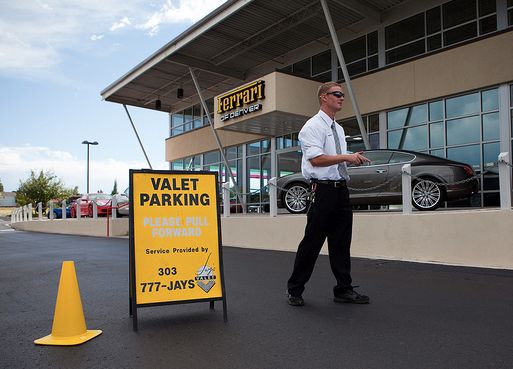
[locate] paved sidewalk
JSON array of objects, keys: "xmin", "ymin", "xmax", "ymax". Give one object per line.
[{"xmin": 1, "ymin": 231, "xmax": 512, "ymax": 369}]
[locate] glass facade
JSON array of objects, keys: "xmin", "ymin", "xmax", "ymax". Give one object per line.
[
  {"xmin": 386, "ymin": 87, "xmax": 501, "ymax": 207},
  {"xmin": 170, "ymin": 98, "xmax": 214, "ymax": 137}
]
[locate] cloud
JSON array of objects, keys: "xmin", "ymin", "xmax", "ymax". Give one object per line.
[
  {"xmin": 0, "ymin": 145, "xmax": 166, "ymax": 193},
  {"xmin": 138, "ymin": 0, "xmax": 225, "ymax": 36},
  {"xmin": 0, "ymin": 0, "xmax": 227, "ymax": 76},
  {"xmin": 110, "ymin": 17, "xmax": 131, "ymax": 31},
  {"xmin": 0, "ymin": 31, "xmax": 60, "ymax": 71}
]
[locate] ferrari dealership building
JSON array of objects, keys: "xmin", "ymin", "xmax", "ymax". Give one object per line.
[{"xmin": 102, "ymin": 0, "xmax": 513, "ymax": 212}]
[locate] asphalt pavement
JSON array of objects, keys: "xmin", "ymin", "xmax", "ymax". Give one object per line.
[{"xmin": 1, "ymin": 230, "xmax": 512, "ymax": 369}]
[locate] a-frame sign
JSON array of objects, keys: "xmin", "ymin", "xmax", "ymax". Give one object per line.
[{"xmin": 129, "ymin": 169, "xmax": 227, "ymax": 331}]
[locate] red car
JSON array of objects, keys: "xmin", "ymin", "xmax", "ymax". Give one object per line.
[{"xmin": 70, "ymin": 193, "xmax": 113, "ymax": 218}]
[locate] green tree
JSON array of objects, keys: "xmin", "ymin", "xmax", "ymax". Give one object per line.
[
  {"xmin": 111, "ymin": 180, "xmax": 118, "ymax": 195},
  {"xmin": 15, "ymin": 170, "xmax": 77, "ymax": 210},
  {"xmin": 0, "ymin": 178, "xmax": 4, "ymax": 192}
]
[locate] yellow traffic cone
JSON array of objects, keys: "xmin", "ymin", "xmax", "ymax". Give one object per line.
[{"xmin": 34, "ymin": 261, "xmax": 102, "ymax": 346}]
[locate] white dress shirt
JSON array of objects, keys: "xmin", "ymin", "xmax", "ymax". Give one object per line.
[{"xmin": 299, "ymin": 110, "xmax": 349, "ymax": 181}]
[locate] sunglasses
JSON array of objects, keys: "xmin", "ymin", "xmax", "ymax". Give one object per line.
[{"xmin": 325, "ymin": 91, "xmax": 345, "ymax": 98}]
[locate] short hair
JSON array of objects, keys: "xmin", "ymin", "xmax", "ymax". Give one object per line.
[{"xmin": 317, "ymin": 82, "xmax": 343, "ymax": 104}]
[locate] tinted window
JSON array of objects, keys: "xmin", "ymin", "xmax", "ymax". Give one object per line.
[
  {"xmin": 482, "ymin": 89, "xmax": 498, "ymax": 112},
  {"xmin": 293, "ymin": 58, "xmax": 310, "ymax": 78},
  {"xmin": 341, "ymin": 36, "xmax": 366, "ymax": 63},
  {"xmin": 482, "ymin": 112, "xmax": 499, "ymax": 141},
  {"xmin": 447, "ymin": 144, "xmax": 480, "ymax": 169},
  {"xmin": 446, "ymin": 93, "xmax": 480, "ymax": 118},
  {"xmin": 386, "ymin": 39, "xmax": 425, "ymax": 64},
  {"xmin": 430, "ymin": 122, "xmax": 444, "ymax": 148},
  {"xmin": 446, "ymin": 116, "xmax": 480, "ymax": 145},
  {"xmin": 443, "ymin": 0, "xmax": 476, "ymax": 29},
  {"xmin": 427, "ymin": 34, "xmax": 442, "ymax": 51},
  {"xmin": 385, "ymin": 13, "xmax": 425, "ymax": 49},
  {"xmin": 388, "ymin": 126, "xmax": 427, "ymax": 151},
  {"xmin": 443, "ymin": 22, "xmax": 477, "ymax": 46},
  {"xmin": 479, "ymin": 16, "xmax": 497, "ymax": 35},
  {"xmin": 429, "ymin": 101, "xmax": 444, "ymax": 121},
  {"xmin": 367, "ymin": 31, "xmax": 378, "ymax": 55},
  {"xmin": 389, "ymin": 152, "xmax": 415, "ymax": 164},
  {"xmin": 312, "ymin": 50, "xmax": 331, "ymax": 75},
  {"xmin": 479, "ymin": 0, "xmax": 496, "ymax": 16},
  {"xmin": 362, "ymin": 151, "xmax": 393, "ymax": 165},
  {"xmin": 426, "ymin": 6, "xmax": 441, "ymax": 34}
]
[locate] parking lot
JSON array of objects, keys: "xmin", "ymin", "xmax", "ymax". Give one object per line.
[{"xmin": 1, "ymin": 230, "xmax": 513, "ymax": 369}]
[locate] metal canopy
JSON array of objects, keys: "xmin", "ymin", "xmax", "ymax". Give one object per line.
[{"xmin": 101, "ymin": 0, "xmax": 407, "ymax": 114}]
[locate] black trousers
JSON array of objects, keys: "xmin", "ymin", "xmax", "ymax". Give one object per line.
[{"xmin": 287, "ymin": 182, "xmax": 353, "ymax": 297}]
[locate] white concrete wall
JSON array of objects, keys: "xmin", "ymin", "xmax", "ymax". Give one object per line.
[
  {"xmin": 11, "ymin": 218, "xmax": 129, "ymax": 238},
  {"xmin": 11, "ymin": 210, "xmax": 513, "ymax": 269},
  {"xmin": 220, "ymin": 210, "xmax": 513, "ymax": 270}
]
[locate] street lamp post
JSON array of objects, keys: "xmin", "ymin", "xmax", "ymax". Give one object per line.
[{"xmin": 82, "ymin": 140, "xmax": 99, "ymax": 193}]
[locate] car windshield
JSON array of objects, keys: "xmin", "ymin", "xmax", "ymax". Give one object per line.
[{"xmin": 89, "ymin": 194, "xmax": 111, "ymax": 200}]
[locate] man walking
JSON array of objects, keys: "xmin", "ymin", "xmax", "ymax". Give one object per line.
[{"xmin": 286, "ymin": 81, "xmax": 370, "ymax": 306}]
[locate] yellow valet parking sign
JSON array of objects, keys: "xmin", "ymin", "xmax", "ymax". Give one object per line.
[{"xmin": 129, "ymin": 170, "xmax": 227, "ymax": 330}]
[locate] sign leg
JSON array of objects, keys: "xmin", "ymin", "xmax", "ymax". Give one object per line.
[{"xmin": 222, "ymin": 297, "xmax": 228, "ymax": 322}]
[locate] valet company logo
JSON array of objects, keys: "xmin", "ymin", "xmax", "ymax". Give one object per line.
[{"xmin": 195, "ymin": 254, "xmax": 216, "ymax": 293}]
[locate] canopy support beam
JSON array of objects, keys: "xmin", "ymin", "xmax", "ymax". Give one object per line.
[
  {"xmin": 320, "ymin": 0, "xmax": 370, "ymax": 149},
  {"xmin": 123, "ymin": 104, "xmax": 153, "ymax": 169},
  {"xmin": 189, "ymin": 67, "xmax": 245, "ymax": 210}
]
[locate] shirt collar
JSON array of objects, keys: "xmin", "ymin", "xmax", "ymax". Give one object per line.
[{"xmin": 318, "ymin": 110, "xmax": 335, "ymax": 126}]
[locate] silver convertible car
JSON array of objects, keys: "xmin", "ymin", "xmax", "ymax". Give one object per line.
[{"xmin": 276, "ymin": 149, "xmax": 478, "ymax": 213}]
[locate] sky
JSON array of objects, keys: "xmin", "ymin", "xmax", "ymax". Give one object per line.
[{"xmin": 0, "ymin": 0, "xmax": 226, "ymax": 193}]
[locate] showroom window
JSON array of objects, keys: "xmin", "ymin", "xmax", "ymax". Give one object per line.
[
  {"xmin": 276, "ymin": 132, "xmax": 299, "ymax": 150},
  {"xmin": 170, "ymin": 98, "xmax": 214, "ymax": 137},
  {"xmin": 341, "ymin": 114, "xmax": 380, "ymax": 152},
  {"xmin": 386, "ymin": 87, "xmax": 501, "ymax": 207},
  {"xmin": 385, "ymin": 0, "xmax": 497, "ymax": 64},
  {"xmin": 246, "ymin": 139, "xmax": 271, "ymax": 212}
]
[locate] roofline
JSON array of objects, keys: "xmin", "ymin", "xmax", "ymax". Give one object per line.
[{"xmin": 100, "ymin": 0, "xmax": 253, "ymax": 100}]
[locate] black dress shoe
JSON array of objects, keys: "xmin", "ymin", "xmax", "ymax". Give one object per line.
[
  {"xmin": 334, "ymin": 289, "xmax": 370, "ymax": 304},
  {"xmin": 286, "ymin": 291, "xmax": 304, "ymax": 306}
]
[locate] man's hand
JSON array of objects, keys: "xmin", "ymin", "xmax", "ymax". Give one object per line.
[{"xmin": 346, "ymin": 151, "xmax": 371, "ymax": 166}]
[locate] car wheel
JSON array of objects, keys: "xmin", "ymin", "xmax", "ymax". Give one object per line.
[
  {"xmin": 283, "ymin": 183, "xmax": 309, "ymax": 214},
  {"xmin": 412, "ymin": 179, "xmax": 443, "ymax": 211}
]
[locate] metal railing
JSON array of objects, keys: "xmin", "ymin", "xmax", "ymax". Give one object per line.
[{"xmin": 9, "ymin": 152, "xmax": 512, "ymax": 223}]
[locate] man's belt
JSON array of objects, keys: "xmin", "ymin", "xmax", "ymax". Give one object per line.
[{"xmin": 310, "ymin": 179, "xmax": 347, "ymax": 188}]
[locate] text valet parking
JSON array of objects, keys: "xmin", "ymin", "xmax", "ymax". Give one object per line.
[
  {"xmin": 129, "ymin": 170, "xmax": 227, "ymax": 329},
  {"xmin": 217, "ymin": 80, "xmax": 265, "ymax": 122}
]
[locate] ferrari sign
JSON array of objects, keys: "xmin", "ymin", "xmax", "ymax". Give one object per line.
[{"xmin": 129, "ymin": 170, "xmax": 227, "ymax": 330}]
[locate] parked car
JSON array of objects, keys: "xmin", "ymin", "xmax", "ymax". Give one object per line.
[
  {"xmin": 48, "ymin": 196, "xmax": 81, "ymax": 219},
  {"xmin": 277, "ymin": 149, "xmax": 478, "ymax": 213},
  {"xmin": 47, "ymin": 206, "xmax": 71, "ymax": 219},
  {"xmin": 113, "ymin": 188, "xmax": 129, "ymax": 217},
  {"xmin": 70, "ymin": 193, "xmax": 113, "ymax": 217}
]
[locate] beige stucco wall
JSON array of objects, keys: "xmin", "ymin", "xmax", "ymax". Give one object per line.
[{"xmin": 11, "ymin": 209, "xmax": 513, "ymax": 269}]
